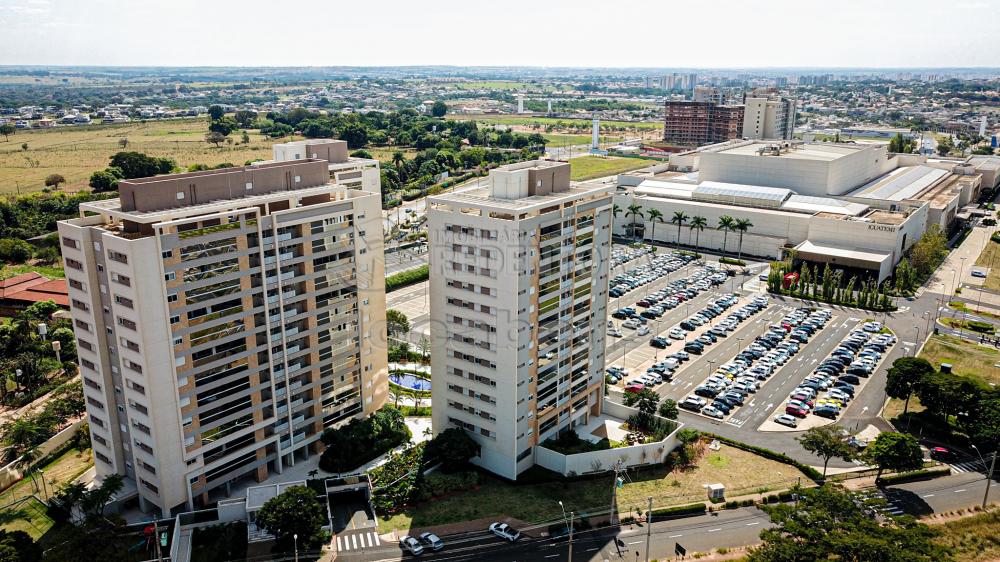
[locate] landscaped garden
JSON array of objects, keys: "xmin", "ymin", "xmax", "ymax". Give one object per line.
[{"xmin": 0, "ymin": 446, "xmax": 94, "ymax": 539}]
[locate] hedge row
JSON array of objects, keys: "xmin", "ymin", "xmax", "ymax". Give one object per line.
[
  {"xmin": 703, "ymin": 433, "xmax": 823, "ymax": 482},
  {"xmin": 878, "ymin": 467, "xmax": 951, "ymax": 485},
  {"xmin": 386, "ymin": 264, "xmax": 430, "ymax": 292},
  {"xmin": 719, "ymin": 257, "xmax": 746, "ymax": 266},
  {"xmin": 648, "ymin": 502, "xmax": 706, "ymax": 520}
]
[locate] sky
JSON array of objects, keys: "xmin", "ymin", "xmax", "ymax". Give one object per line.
[{"xmin": 2, "ymin": 0, "xmax": 1000, "ymax": 68}]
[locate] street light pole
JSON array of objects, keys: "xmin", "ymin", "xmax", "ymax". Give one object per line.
[
  {"xmin": 568, "ymin": 511, "xmax": 574, "ymax": 561},
  {"xmin": 294, "ymin": 533, "xmax": 299, "ymax": 562},
  {"xmin": 983, "ymin": 451, "xmax": 997, "ymax": 509},
  {"xmin": 644, "ymin": 496, "xmax": 653, "ymax": 562}
]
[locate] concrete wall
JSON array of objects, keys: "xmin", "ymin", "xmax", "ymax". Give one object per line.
[
  {"xmin": 0, "ymin": 418, "xmax": 86, "ymax": 492},
  {"xmin": 534, "ymin": 401, "xmax": 681, "ymax": 477},
  {"xmin": 119, "ymin": 160, "xmax": 330, "ymax": 213}
]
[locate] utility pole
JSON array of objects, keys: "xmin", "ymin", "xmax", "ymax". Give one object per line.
[
  {"xmin": 152, "ymin": 515, "xmax": 164, "ymax": 562},
  {"xmin": 567, "ymin": 511, "xmax": 574, "ymax": 561},
  {"xmin": 984, "ymin": 451, "xmax": 997, "ymax": 509},
  {"xmin": 644, "ymin": 496, "xmax": 653, "ymax": 562},
  {"xmin": 610, "ymin": 460, "xmax": 624, "ymax": 526}
]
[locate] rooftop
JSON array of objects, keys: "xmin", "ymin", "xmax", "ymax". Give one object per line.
[
  {"xmin": 0, "ymin": 272, "xmax": 68, "ymax": 308},
  {"xmin": 430, "ymin": 181, "xmax": 612, "ymax": 214},
  {"xmin": 714, "ymin": 141, "xmax": 865, "ymax": 161},
  {"xmin": 851, "ymin": 165, "xmax": 950, "ymax": 201}
]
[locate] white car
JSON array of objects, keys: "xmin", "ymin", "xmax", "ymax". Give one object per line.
[
  {"xmin": 399, "ymin": 536, "xmax": 425, "ymax": 555},
  {"xmin": 608, "ymin": 328, "xmax": 624, "ymax": 338},
  {"xmin": 489, "ymin": 522, "xmax": 521, "ymax": 542},
  {"xmin": 622, "ymin": 319, "xmax": 640, "ymax": 330},
  {"xmin": 863, "ymin": 321, "xmax": 883, "ymax": 333},
  {"xmin": 774, "ymin": 414, "xmax": 798, "ymax": 428},
  {"xmin": 668, "ymin": 328, "xmax": 686, "ymax": 340},
  {"xmin": 637, "ymin": 326, "xmax": 651, "ymax": 336}
]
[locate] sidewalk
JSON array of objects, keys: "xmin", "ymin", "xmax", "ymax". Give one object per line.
[{"xmin": 925, "ymin": 223, "xmax": 996, "ymax": 295}]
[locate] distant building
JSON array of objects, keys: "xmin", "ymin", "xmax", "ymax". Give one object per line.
[
  {"xmin": 663, "ymin": 101, "xmax": 744, "ymax": 147},
  {"xmin": 742, "ymin": 96, "xmax": 796, "ymax": 140},
  {"xmin": 0, "ymin": 272, "xmax": 67, "ymax": 316}
]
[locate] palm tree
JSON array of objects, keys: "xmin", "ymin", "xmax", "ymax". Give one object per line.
[
  {"xmin": 689, "ymin": 216, "xmax": 707, "ymax": 253},
  {"xmin": 734, "ymin": 218, "xmax": 754, "ymax": 261},
  {"xmin": 645, "ymin": 208, "xmax": 663, "ymax": 244},
  {"xmin": 392, "ymin": 151, "xmax": 406, "ymax": 182},
  {"xmin": 626, "ymin": 203, "xmax": 643, "ymax": 241},
  {"xmin": 670, "ymin": 211, "xmax": 689, "ymax": 249},
  {"xmin": 718, "ymin": 215, "xmax": 736, "ymax": 256}
]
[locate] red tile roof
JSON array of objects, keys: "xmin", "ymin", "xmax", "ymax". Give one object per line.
[{"xmin": 0, "ymin": 272, "xmax": 69, "ymax": 307}]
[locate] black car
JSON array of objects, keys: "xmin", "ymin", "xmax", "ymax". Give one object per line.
[
  {"xmin": 680, "ymin": 321, "xmax": 696, "ymax": 331},
  {"xmin": 710, "ymin": 400, "xmax": 733, "ymax": 414},
  {"xmin": 813, "ymin": 407, "xmax": 839, "ymax": 419},
  {"xmin": 831, "ymin": 383, "xmax": 855, "ymax": 396},
  {"xmin": 684, "ymin": 342, "xmax": 704, "ymax": 354},
  {"xmin": 612, "ymin": 309, "xmax": 629, "ymax": 320},
  {"xmin": 837, "ymin": 375, "xmax": 861, "ymax": 386},
  {"xmin": 694, "ymin": 386, "xmax": 718, "ymax": 398},
  {"xmin": 650, "ymin": 337, "xmax": 669, "ymax": 349}
]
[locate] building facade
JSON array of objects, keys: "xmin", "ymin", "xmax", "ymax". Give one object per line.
[
  {"xmin": 59, "ymin": 155, "xmax": 388, "ymax": 516},
  {"xmin": 663, "ymin": 101, "xmax": 745, "ymax": 147},
  {"xmin": 427, "ymin": 161, "xmax": 613, "ymax": 479},
  {"xmin": 742, "ymin": 96, "xmax": 796, "ymax": 140}
]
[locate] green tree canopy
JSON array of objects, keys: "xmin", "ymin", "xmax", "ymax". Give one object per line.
[
  {"xmin": 109, "ymin": 152, "xmax": 174, "ymax": 179},
  {"xmin": 862, "ymin": 432, "xmax": 924, "ymax": 481},
  {"xmin": 431, "ymin": 101, "xmax": 448, "ymax": 117},
  {"xmin": 797, "ymin": 424, "xmax": 855, "ymax": 478},
  {"xmin": 386, "ymin": 309, "xmax": 410, "ymax": 338},
  {"xmin": 425, "ymin": 427, "xmax": 480, "ymax": 472},
  {"xmin": 256, "ymin": 486, "xmax": 327, "ymax": 551},
  {"xmin": 885, "ymin": 357, "xmax": 935, "ymax": 415}
]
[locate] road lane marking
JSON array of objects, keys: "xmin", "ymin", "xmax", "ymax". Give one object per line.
[
  {"xmin": 921, "ymin": 494, "xmax": 935, "ymax": 498},
  {"xmin": 954, "ymin": 489, "xmax": 967, "ymax": 493},
  {"xmin": 627, "ymin": 540, "xmax": 644, "ymax": 545},
  {"xmin": 708, "ymin": 528, "xmax": 722, "ymax": 532},
  {"xmin": 746, "ymin": 521, "xmax": 760, "ymax": 526},
  {"xmin": 669, "ymin": 534, "xmax": 683, "ymax": 538},
  {"xmin": 545, "ymin": 555, "xmax": 559, "ymax": 558}
]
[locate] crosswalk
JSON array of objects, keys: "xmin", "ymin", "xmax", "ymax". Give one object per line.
[
  {"xmin": 948, "ymin": 458, "xmax": 987, "ymax": 474},
  {"xmin": 855, "ymin": 489, "xmax": 905, "ymax": 516},
  {"xmin": 335, "ymin": 530, "xmax": 381, "ymax": 552}
]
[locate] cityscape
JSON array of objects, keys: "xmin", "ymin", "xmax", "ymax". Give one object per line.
[{"xmin": 0, "ymin": 1, "xmax": 999, "ymax": 561}]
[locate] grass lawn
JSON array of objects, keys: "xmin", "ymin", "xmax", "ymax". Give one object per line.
[
  {"xmin": 949, "ymin": 301, "xmax": 1000, "ymax": 321},
  {"xmin": 0, "ymin": 118, "xmax": 284, "ymax": 194},
  {"xmin": 974, "ymin": 238, "xmax": 1000, "ymax": 291},
  {"xmin": 569, "ymin": 156, "xmax": 656, "ymax": 181},
  {"xmin": 377, "ymin": 443, "xmax": 804, "ymax": 534},
  {"xmin": 932, "ymin": 508, "xmax": 1000, "ymax": 562},
  {"xmin": 0, "ymin": 447, "xmax": 94, "ymax": 539},
  {"xmin": 918, "ymin": 334, "xmax": 1000, "ymax": 385},
  {"xmin": 0, "ymin": 262, "xmax": 65, "ymax": 280}
]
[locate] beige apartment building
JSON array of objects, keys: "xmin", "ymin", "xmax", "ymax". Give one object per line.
[
  {"xmin": 58, "ymin": 150, "xmax": 388, "ymax": 515},
  {"xmin": 743, "ymin": 96, "xmax": 796, "ymax": 140},
  {"xmin": 427, "ymin": 161, "xmax": 614, "ymax": 479}
]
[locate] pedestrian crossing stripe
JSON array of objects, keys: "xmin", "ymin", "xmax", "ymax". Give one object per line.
[
  {"xmin": 949, "ymin": 460, "xmax": 985, "ymax": 473},
  {"xmin": 336, "ymin": 531, "xmax": 381, "ymax": 552}
]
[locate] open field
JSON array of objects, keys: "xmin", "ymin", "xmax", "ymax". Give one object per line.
[
  {"xmin": 378, "ymin": 443, "xmax": 804, "ymax": 533},
  {"xmin": 932, "ymin": 508, "xmax": 1000, "ymax": 562},
  {"xmin": 569, "ymin": 155, "xmax": 656, "ymax": 181},
  {"xmin": 0, "ymin": 447, "xmax": 94, "ymax": 539},
  {"xmin": 0, "ymin": 118, "xmax": 284, "ymax": 194},
  {"xmin": 0, "ymin": 262, "xmax": 66, "ymax": 280},
  {"xmin": 973, "ymin": 237, "xmax": 1000, "ymax": 291},
  {"xmin": 919, "ymin": 334, "xmax": 1000, "ymax": 385}
]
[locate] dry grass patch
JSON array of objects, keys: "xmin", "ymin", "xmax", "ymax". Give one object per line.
[
  {"xmin": 919, "ymin": 334, "xmax": 1000, "ymax": 385},
  {"xmin": 932, "ymin": 508, "xmax": 1000, "ymax": 562}
]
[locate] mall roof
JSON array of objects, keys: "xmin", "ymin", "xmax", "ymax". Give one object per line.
[
  {"xmin": 715, "ymin": 142, "xmax": 864, "ymax": 161},
  {"xmin": 692, "ymin": 181, "xmax": 791, "ymax": 208},
  {"xmin": 780, "ymin": 195, "xmax": 869, "ymax": 216},
  {"xmin": 794, "ymin": 240, "xmax": 892, "ymax": 267},
  {"xmin": 851, "ymin": 165, "xmax": 949, "ymax": 201}
]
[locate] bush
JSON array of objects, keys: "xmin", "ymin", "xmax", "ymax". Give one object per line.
[
  {"xmin": 967, "ymin": 320, "xmax": 994, "ymax": 333},
  {"xmin": 648, "ymin": 503, "xmax": 706, "ymax": 520},
  {"xmin": 401, "ymin": 189, "xmax": 423, "ymax": 201},
  {"xmin": 385, "ymin": 198, "xmax": 402, "ymax": 209},
  {"xmin": 719, "ymin": 257, "xmax": 746, "ymax": 266},
  {"xmin": 386, "ymin": 264, "xmax": 429, "ymax": 292},
  {"xmin": 318, "ymin": 406, "xmax": 410, "ymax": 472},
  {"xmin": 0, "ymin": 238, "xmax": 34, "ymax": 263},
  {"xmin": 877, "ymin": 467, "xmax": 951, "ymax": 485}
]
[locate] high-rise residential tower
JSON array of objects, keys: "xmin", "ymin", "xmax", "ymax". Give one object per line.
[
  {"xmin": 742, "ymin": 96, "xmax": 797, "ymax": 140},
  {"xmin": 59, "ymin": 148, "xmax": 388, "ymax": 515},
  {"xmin": 426, "ymin": 160, "xmax": 613, "ymax": 479}
]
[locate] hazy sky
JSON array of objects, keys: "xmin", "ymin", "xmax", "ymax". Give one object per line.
[{"xmin": 2, "ymin": 0, "xmax": 1000, "ymax": 68}]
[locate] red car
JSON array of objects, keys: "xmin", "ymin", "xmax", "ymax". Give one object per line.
[
  {"xmin": 929, "ymin": 447, "xmax": 955, "ymax": 461},
  {"xmin": 785, "ymin": 405, "xmax": 808, "ymax": 417},
  {"xmin": 624, "ymin": 383, "xmax": 644, "ymax": 394}
]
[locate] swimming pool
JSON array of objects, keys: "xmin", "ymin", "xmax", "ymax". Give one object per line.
[{"xmin": 389, "ymin": 372, "xmax": 431, "ymax": 391}]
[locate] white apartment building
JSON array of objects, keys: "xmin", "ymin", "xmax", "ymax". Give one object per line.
[
  {"xmin": 743, "ymin": 96, "xmax": 796, "ymax": 140},
  {"xmin": 269, "ymin": 139, "xmax": 381, "ymax": 193},
  {"xmin": 58, "ymin": 154, "xmax": 388, "ymax": 516},
  {"xmin": 427, "ymin": 161, "xmax": 614, "ymax": 479}
]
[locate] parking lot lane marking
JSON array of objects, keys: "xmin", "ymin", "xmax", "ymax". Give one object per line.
[
  {"xmin": 921, "ymin": 494, "xmax": 935, "ymax": 498},
  {"xmin": 954, "ymin": 489, "xmax": 967, "ymax": 493},
  {"xmin": 746, "ymin": 522, "xmax": 760, "ymax": 526},
  {"xmin": 627, "ymin": 541, "xmax": 644, "ymax": 545},
  {"xmin": 708, "ymin": 528, "xmax": 722, "ymax": 532},
  {"xmin": 670, "ymin": 534, "xmax": 683, "ymax": 538}
]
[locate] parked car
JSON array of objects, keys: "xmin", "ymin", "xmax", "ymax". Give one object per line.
[
  {"xmin": 650, "ymin": 336, "xmax": 669, "ymax": 349},
  {"xmin": 400, "ymin": 536, "xmax": 425, "ymax": 555},
  {"xmin": 972, "ymin": 270, "xmax": 988, "ymax": 278},
  {"xmin": 489, "ymin": 523, "xmax": 521, "ymax": 542},
  {"xmin": 701, "ymin": 406, "xmax": 725, "ymax": 419},
  {"xmin": 774, "ymin": 414, "xmax": 798, "ymax": 428},
  {"xmin": 929, "ymin": 447, "xmax": 956, "ymax": 461},
  {"xmin": 637, "ymin": 326, "xmax": 651, "ymax": 336},
  {"xmin": 419, "ymin": 532, "xmax": 444, "ymax": 551}
]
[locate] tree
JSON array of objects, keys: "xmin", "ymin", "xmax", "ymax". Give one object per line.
[
  {"xmin": 44, "ymin": 174, "xmax": 66, "ymax": 189},
  {"xmin": 88, "ymin": 169, "xmax": 120, "ymax": 192},
  {"xmin": 645, "ymin": 208, "xmax": 663, "ymax": 244},
  {"xmin": 208, "ymin": 105, "xmax": 225, "ymax": 120},
  {"xmin": 208, "ymin": 116, "xmax": 239, "ymax": 136},
  {"xmin": 626, "ymin": 203, "xmax": 643, "ymax": 240},
  {"xmin": 657, "ymin": 399, "xmax": 678, "ymax": 420},
  {"xmin": 0, "ymin": 530, "xmax": 41, "ymax": 562},
  {"xmin": 885, "ymin": 357, "xmax": 934, "ymax": 415},
  {"xmin": 256, "ymin": 486, "xmax": 327, "ymax": 550},
  {"xmin": 669, "ymin": 211, "xmax": 687, "ymax": 248},
  {"xmin": 431, "ymin": 101, "xmax": 448, "ymax": 118},
  {"xmin": 688, "ymin": 215, "xmax": 706, "ymax": 252},
  {"xmin": 718, "ymin": 215, "xmax": 736, "ymax": 256},
  {"xmin": 241, "ymin": 130, "xmax": 250, "ymax": 144},
  {"xmin": 734, "ymin": 218, "xmax": 754, "ymax": 261},
  {"xmin": 748, "ymin": 485, "xmax": 952, "ymax": 562},
  {"xmin": 117, "ymin": 137, "xmax": 128, "ymax": 149},
  {"xmin": 0, "ymin": 239, "xmax": 33, "ymax": 263},
  {"xmin": 386, "ymin": 309, "xmax": 410, "ymax": 339},
  {"xmin": 862, "ymin": 432, "xmax": 924, "ymax": 482},
  {"xmin": 109, "ymin": 151, "xmax": 174, "ymax": 179},
  {"xmin": 797, "ymin": 424, "xmax": 855, "ymax": 478},
  {"xmin": 0, "ymin": 124, "xmax": 14, "ymax": 142},
  {"xmin": 205, "ymin": 131, "xmax": 226, "ymax": 147},
  {"xmin": 339, "ymin": 123, "xmax": 369, "ymax": 149},
  {"xmin": 425, "ymin": 427, "xmax": 480, "ymax": 472},
  {"xmin": 79, "ymin": 473, "xmax": 123, "ymax": 519},
  {"xmin": 234, "ymin": 110, "xmax": 257, "ymax": 128}
]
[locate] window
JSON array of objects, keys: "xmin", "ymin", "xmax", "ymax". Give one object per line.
[
  {"xmin": 165, "ymin": 272, "xmax": 175, "ymax": 281},
  {"xmin": 176, "ymin": 192, "xmax": 185, "ymax": 200},
  {"xmin": 167, "ymin": 294, "xmax": 178, "ymax": 303},
  {"xmin": 162, "ymin": 250, "xmax": 172, "ymax": 259}
]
